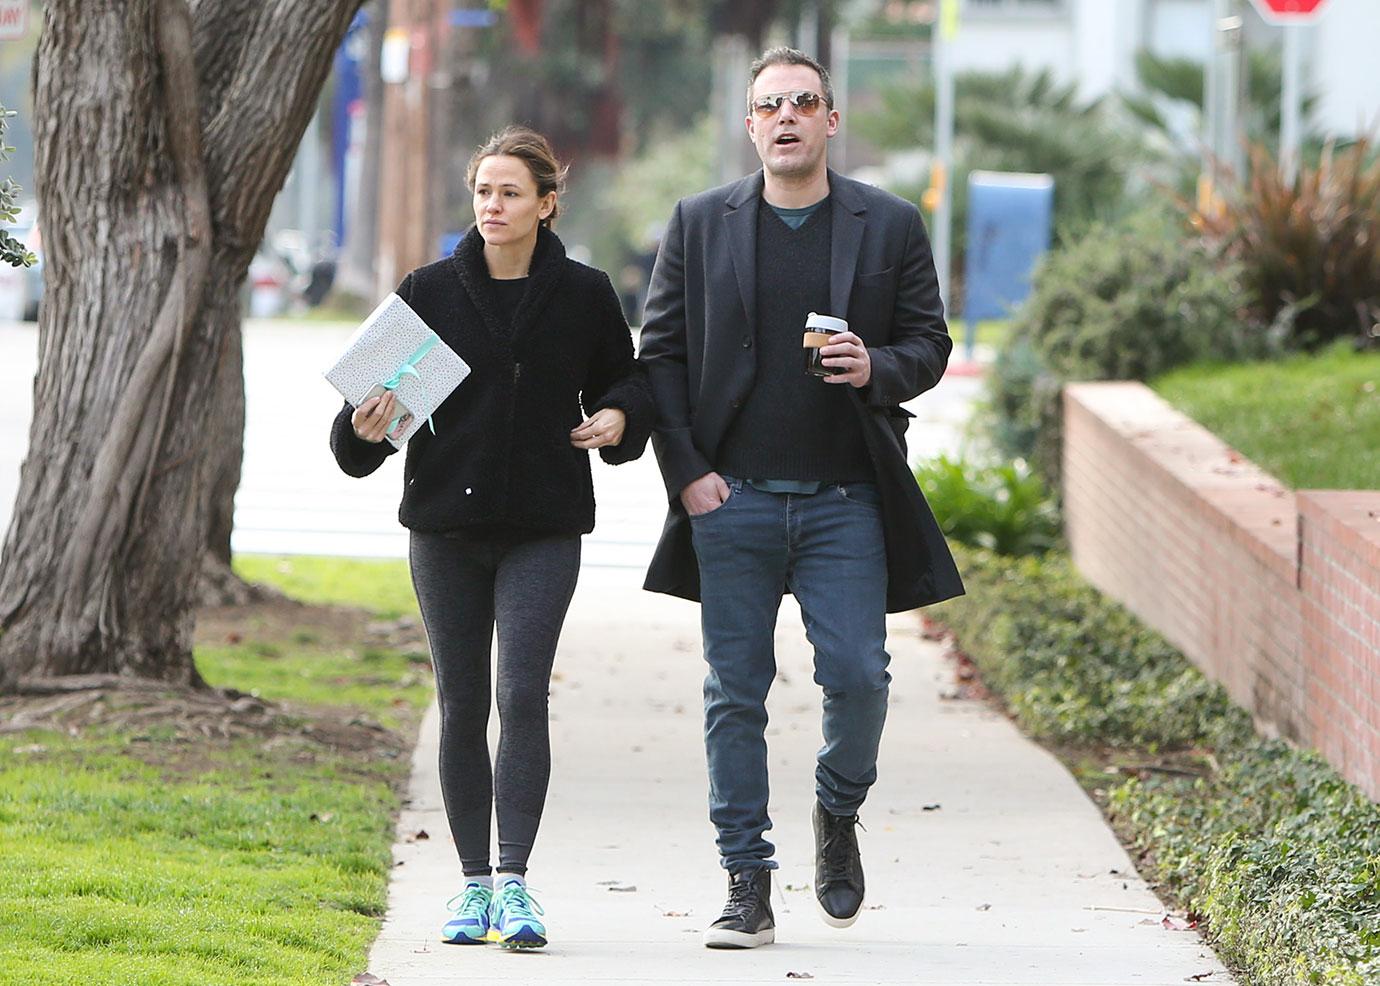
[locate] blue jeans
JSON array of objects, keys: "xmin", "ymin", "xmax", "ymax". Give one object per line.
[{"xmin": 689, "ymin": 477, "xmax": 891, "ymax": 873}]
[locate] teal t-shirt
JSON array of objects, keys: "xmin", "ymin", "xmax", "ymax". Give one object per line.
[{"xmin": 768, "ymin": 197, "xmax": 827, "ymax": 231}]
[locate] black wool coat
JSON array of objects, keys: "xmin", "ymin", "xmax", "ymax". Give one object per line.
[{"xmin": 330, "ymin": 224, "xmax": 653, "ymax": 536}]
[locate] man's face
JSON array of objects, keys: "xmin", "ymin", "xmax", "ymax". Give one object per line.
[{"xmin": 745, "ymin": 63, "xmax": 839, "ymax": 180}]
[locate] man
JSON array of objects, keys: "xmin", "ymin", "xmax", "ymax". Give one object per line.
[{"xmin": 639, "ymin": 47, "xmax": 963, "ymax": 949}]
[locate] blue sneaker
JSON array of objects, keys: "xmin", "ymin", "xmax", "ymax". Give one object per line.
[
  {"xmin": 490, "ymin": 878, "xmax": 547, "ymax": 949},
  {"xmin": 441, "ymin": 882, "xmax": 494, "ymax": 944}
]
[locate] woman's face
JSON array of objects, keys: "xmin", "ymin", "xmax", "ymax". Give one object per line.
[{"xmin": 472, "ymin": 154, "xmax": 555, "ymax": 248}]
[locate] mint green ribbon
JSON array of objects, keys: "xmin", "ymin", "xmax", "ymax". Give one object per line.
[{"xmin": 382, "ymin": 333, "xmax": 439, "ymax": 436}]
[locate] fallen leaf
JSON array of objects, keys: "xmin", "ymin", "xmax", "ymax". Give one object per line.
[
  {"xmin": 784, "ymin": 883, "xmax": 810, "ymax": 891},
  {"xmin": 786, "ymin": 973, "xmax": 814, "ymax": 980},
  {"xmin": 922, "ymin": 803, "xmax": 942, "ymax": 812},
  {"xmin": 351, "ymin": 975, "xmax": 390, "ymax": 986},
  {"xmin": 1185, "ymin": 973, "xmax": 1216, "ymax": 982},
  {"xmin": 976, "ymin": 903, "xmax": 992, "ymax": 911},
  {"xmin": 409, "ymin": 829, "xmax": 429, "ymax": 841}
]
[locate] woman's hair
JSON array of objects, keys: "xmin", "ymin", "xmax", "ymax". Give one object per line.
[{"xmin": 465, "ymin": 126, "xmax": 568, "ymax": 229}]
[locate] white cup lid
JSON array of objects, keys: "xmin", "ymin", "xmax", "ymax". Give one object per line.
[{"xmin": 805, "ymin": 312, "xmax": 848, "ymax": 333}]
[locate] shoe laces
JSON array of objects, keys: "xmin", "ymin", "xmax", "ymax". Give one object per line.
[
  {"xmin": 720, "ymin": 873, "xmax": 765, "ymax": 921},
  {"xmin": 445, "ymin": 883, "xmax": 493, "ymax": 920},
  {"xmin": 497, "ymin": 881, "xmax": 544, "ymax": 920},
  {"xmin": 821, "ymin": 814, "xmax": 865, "ymax": 886}
]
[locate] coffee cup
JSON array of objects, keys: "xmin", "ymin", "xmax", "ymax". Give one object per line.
[{"xmin": 803, "ymin": 312, "xmax": 848, "ymax": 377}]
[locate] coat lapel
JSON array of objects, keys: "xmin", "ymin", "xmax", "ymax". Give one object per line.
[
  {"xmin": 724, "ymin": 172, "xmax": 764, "ymax": 332},
  {"xmin": 828, "ymin": 170, "xmax": 866, "ymax": 321}
]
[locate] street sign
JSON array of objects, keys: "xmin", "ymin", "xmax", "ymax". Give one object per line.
[
  {"xmin": 0, "ymin": 0, "xmax": 27, "ymax": 41},
  {"xmin": 1249, "ymin": 0, "xmax": 1329, "ymax": 182},
  {"xmin": 1248, "ymin": 0, "xmax": 1329, "ymax": 25}
]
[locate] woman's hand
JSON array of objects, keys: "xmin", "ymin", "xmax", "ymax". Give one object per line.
[
  {"xmin": 570, "ymin": 408, "xmax": 626, "ymax": 449},
  {"xmin": 352, "ymin": 392, "xmax": 398, "ymax": 443}
]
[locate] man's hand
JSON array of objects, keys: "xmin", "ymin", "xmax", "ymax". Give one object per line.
[
  {"xmin": 570, "ymin": 408, "xmax": 627, "ymax": 449},
  {"xmin": 680, "ymin": 471, "xmax": 730, "ymax": 516},
  {"xmin": 820, "ymin": 331, "xmax": 871, "ymax": 388}
]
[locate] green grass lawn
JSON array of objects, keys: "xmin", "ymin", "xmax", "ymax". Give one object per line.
[
  {"xmin": 949, "ymin": 318, "xmax": 1011, "ymax": 353},
  {"xmin": 0, "ymin": 556, "xmax": 427, "ymax": 986},
  {"xmin": 1153, "ymin": 343, "xmax": 1380, "ymax": 490},
  {"xmin": 234, "ymin": 555, "xmax": 418, "ymax": 620}
]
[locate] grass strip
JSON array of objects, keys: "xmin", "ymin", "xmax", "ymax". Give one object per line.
[
  {"xmin": 1152, "ymin": 342, "xmax": 1380, "ymax": 490},
  {"xmin": 0, "ymin": 555, "xmax": 428, "ymax": 986}
]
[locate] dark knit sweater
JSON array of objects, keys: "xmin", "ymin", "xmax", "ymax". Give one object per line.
[
  {"xmin": 329, "ymin": 225, "xmax": 653, "ymax": 536},
  {"xmin": 714, "ymin": 199, "xmax": 874, "ymax": 482}
]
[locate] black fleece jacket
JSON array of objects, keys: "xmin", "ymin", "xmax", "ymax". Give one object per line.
[{"xmin": 330, "ymin": 225, "xmax": 653, "ymax": 536}]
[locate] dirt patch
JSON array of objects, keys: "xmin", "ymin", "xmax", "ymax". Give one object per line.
[
  {"xmin": 2, "ymin": 598, "xmax": 430, "ymax": 783},
  {"xmin": 195, "ymin": 596, "xmax": 427, "ymax": 653}
]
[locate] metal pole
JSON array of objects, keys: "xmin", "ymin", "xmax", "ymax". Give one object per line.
[
  {"xmin": 1220, "ymin": 3, "xmax": 1245, "ymax": 181},
  {"xmin": 1202, "ymin": 0, "xmax": 1222, "ymax": 194},
  {"xmin": 933, "ymin": 0, "xmax": 957, "ymax": 341},
  {"xmin": 1280, "ymin": 22, "xmax": 1302, "ymax": 185},
  {"xmin": 831, "ymin": 23, "xmax": 850, "ymax": 174}
]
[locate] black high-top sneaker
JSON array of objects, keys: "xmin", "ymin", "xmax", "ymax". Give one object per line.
[
  {"xmin": 703, "ymin": 867, "xmax": 775, "ymax": 948},
  {"xmin": 813, "ymin": 800, "xmax": 865, "ymax": 927}
]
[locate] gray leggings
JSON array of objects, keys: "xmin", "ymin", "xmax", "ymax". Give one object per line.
[{"xmin": 409, "ymin": 530, "xmax": 581, "ymax": 877}]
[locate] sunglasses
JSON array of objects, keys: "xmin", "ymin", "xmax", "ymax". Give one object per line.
[{"xmin": 750, "ymin": 90, "xmax": 825, "ymax": 118}]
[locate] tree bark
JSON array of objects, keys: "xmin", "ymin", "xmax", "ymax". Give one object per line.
[
  {"xmin": 196, "ymin": 276, "xmax": 256, "ymax": 608},
  {"xmin": 0, "ymin": 0, "xmax": 363, "ymax": 691}
]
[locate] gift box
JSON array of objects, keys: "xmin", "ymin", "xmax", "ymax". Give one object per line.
[{"xmin": 324, "ymin": 293, "xmax": 470, "ymax": 449}]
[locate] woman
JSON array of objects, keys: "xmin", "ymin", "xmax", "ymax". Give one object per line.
[{"xmin": 330, "ymin": 126, "xmax": 652, "ymax": 950}]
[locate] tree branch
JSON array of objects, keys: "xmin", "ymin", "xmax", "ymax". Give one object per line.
[{"xmin": 200, "ymin": 0, "xmax": 364, "ymax": 254}]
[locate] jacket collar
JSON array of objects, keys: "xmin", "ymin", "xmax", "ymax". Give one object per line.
[
  {"xmin": 449, "ymin": 223, "xmax": 567, "ymax": 354},
  {"xmin": 723, "ymin": 168, "xmax": 867, "ymax": 325}
]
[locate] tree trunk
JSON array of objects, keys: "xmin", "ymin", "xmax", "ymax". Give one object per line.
[
  {"xmin": 196, "ymin": 277, "xmax": 257, "ymax": 608},
  {"xmin": 0, "ymin": 0, "xmax": 362, "ymax": 692}
]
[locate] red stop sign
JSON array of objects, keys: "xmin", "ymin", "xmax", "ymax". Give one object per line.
[{"xmin": 1248, "ymin": 0, "xmax": 1329, "ymax": 24}]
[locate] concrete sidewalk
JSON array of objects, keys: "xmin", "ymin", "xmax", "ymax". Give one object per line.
[{"xmin": 363, "ymin": 578, "xmax": 1235, "ymax": 986}]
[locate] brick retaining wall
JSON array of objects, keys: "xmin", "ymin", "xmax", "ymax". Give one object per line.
[{"xmin": 1063, "ymin": 382, "xmax": 1380, "ymax": 800}]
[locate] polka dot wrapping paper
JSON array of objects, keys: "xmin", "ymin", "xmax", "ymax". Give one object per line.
[{"xmin": 324, "ymin": 292, "xmax": 471, "ymax": 448}]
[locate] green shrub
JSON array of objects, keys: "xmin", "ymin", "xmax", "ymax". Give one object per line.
[
  {"xmin": 935, "ymin": 546, "xmax": 1380, "ymax": 984},
  {"xmin": 1195, "ymin": 138, "xmax": 1380, "ymax": 350},
  {"xmin": 0, "ymin": 105, "xmax": 35, "ymax": 269},
  {"xmin": 940, "ymin": 546, "xmax": 1250, "ymax": 748},
  {"xmin": 855, "ymin": 66, "xmax": 1143, "ymax": 305},
  {"xmin": 1111, "ymin": 745, "xmax": 1380, "ymax": 985},
  {"xmin": 913, "ymin": 455, "xmax": 1060, "ymax": 557},
  {"xmin": 984, "ymin": 209, "xmax": 1257, "ymax": 485}
]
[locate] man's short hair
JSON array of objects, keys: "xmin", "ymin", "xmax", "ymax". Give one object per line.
[{"xmin": 746, "ymin": 46, "xmax": 835, "ymax": 110}]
